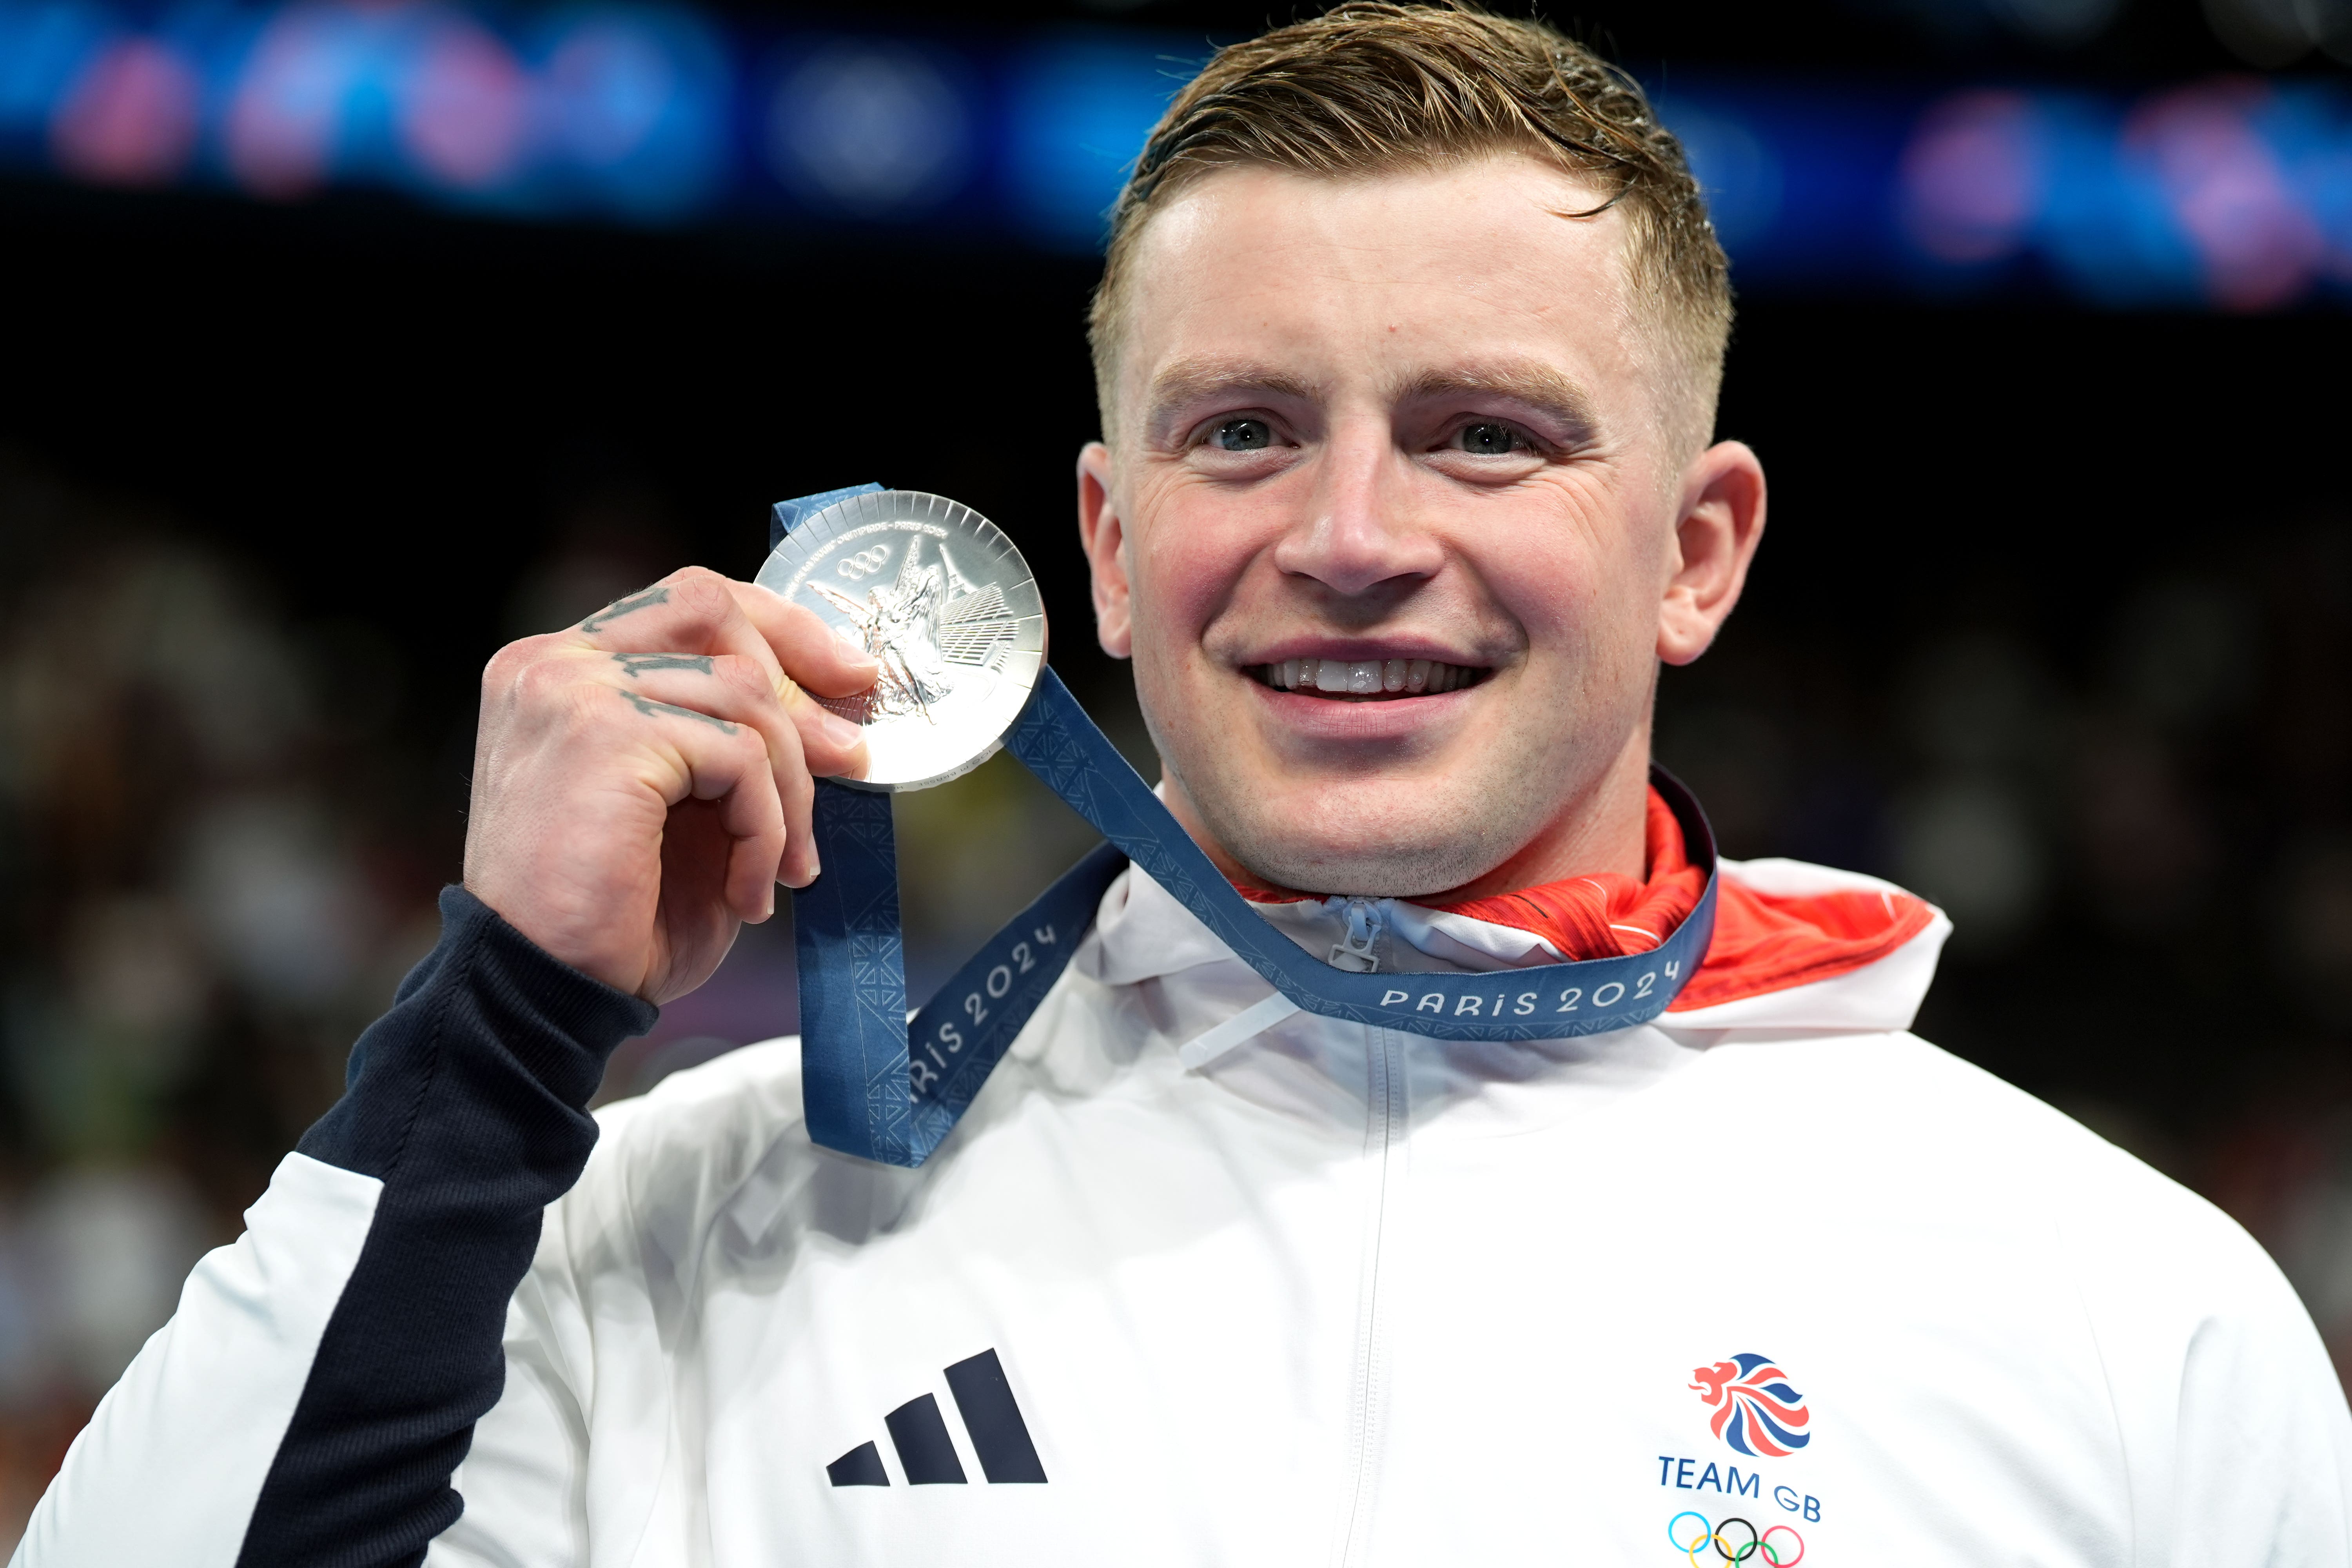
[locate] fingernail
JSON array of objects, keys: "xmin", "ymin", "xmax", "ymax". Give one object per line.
[
  {"xmin": 817, "ymin": 710, "xmax": 863, "ymax": 748},
  {"xmin": 835, "ymin": 628, "xmax": 880, "ymax": 668}
]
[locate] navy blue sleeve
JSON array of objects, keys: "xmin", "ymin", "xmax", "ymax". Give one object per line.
[{"xmin": 234, "ymin": 886, "xmax": 657, "ymax": 1568}]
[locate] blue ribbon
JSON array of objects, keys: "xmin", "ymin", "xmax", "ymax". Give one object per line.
[{"xmin": 777, "ymin": 488, "xmax": 1719, "ymax": 1167}]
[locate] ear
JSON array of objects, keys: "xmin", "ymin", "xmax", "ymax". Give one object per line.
[
  {"xmin": 1658, "ymin": 439, "xmax": 1767, "ymax": 666},
  {"xmin": 1076, "ymin": 442, "xmax": 1135, "ymax": 659}
]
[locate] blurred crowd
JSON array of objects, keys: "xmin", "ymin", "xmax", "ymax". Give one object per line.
[
  {"xmin": 0, "ymin": 454, "xmax": 451, "ymax": 1545},
  {"xmin": 0, "ymin": 449, "xmax": 2346, "ymax": 1552}
]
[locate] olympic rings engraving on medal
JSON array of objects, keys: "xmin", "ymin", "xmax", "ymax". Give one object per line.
[
  {"xmin": 1665, "ymin": 1512, "xmax": 1802, "ymax": 1566},
  {"xmin": 835, "ymin": 544, "xmax": 893, "ymax": 579}
]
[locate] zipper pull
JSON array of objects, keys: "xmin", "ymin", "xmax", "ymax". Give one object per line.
[{"xmin": 1329, "ymin": 897, "xmax": 1384, "ymax": 973}]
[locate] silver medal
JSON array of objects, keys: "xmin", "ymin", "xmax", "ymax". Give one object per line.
[{"xmin": 755, "ymin": 490, "xmax": 1046, "ymax": 792}]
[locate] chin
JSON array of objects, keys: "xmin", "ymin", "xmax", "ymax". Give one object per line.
[
  {"xmin": 1214, "ymin": 806, "xmax": 1519, "ymax": 900},
  {"xmin": 1147, "ymin": 683, "xmax": 1577, "ymax": 899}
]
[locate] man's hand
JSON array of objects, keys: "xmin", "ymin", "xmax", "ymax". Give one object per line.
[{"xmin": 463, "ymin": 566, "xmax": 880, "ymax": 1002}]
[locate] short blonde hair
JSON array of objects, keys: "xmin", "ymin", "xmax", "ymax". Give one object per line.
[{"xmin": 1088, "ymin": 2, "xmax": 1733, "ymax": 457}]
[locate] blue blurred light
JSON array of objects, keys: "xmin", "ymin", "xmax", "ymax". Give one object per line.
[
  {"xmin": 219, "ymin": 3, "xmax": 407, "ymax": 198},
  {"xmin": 524, "ymin": 4, "xmax": 729, "ymax": 221},
  {"xmin": 763, "ymin": 38, "xmax": 976, "ymax": 218},
  {"xmin": 1002, "ymin": 34, "xmax": 1190, "ymax": 251},
  {"xmin": 0, "ymin": 0, "xmax": 2346, "ymax": 310},
  {"xmin": 0, "ymin": 1, "xmax": 108, "ymax": 147}
]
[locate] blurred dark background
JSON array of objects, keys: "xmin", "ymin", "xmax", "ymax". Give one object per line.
[{"xmin": 2, "ymin": 0, "xmax": 2349, "ymax": 1544}]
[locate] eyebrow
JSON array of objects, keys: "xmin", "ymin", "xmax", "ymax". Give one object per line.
[
  {"xmin": 1397, "ymin": 363, "xmax": 1604, "ymax": 440},
  {"xmin": 1142, "ymin": 356, "xmax": 1323, "ymax": 443}
]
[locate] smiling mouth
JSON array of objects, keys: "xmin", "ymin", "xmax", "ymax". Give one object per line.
[{"xmin": 1250, "ymin": 657, "xmax": 1490, "ymax": 700}]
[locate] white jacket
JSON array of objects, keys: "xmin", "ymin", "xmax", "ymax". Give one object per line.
[{"xmin": 21, "ymin": 857, "xmax": 2352, "ymax": 1567}]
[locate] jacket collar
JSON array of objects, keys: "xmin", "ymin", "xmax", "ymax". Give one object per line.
[{"xmin": 1083, "ymin": 853, "xmax": 1949, "ymax": 1037}]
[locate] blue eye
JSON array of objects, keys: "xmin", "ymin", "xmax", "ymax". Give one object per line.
[
  {"xmin": 1211, "ymin": 418, "xmax": 1274, "ymax": 451},
  {"xmin": 1456, "ymin": 423, "xmax": 1525, "ymax": 455}
]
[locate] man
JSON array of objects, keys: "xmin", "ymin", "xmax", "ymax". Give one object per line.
[{"xmin": 18, "ymin": 6, "xmax": 2352, "ymax": 1565}]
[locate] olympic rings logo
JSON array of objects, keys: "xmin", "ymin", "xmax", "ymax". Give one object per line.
[
  {"xmin": 835, "ymin": 545, "xmax": 892, "ymax": 579},
  {"xmin": 1667, "ymin": 1512, "xmax": 1803, "ymax": 1566}
]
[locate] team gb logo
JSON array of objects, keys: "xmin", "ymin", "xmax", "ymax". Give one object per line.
[{"xmin": 1689, "ymin": 1353, "xmax": 1811, "ymax": 1457}]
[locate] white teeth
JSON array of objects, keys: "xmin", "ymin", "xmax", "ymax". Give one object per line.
[{"xmin": 1263, "ymin": 657, "xmax": 1477, "ymax": 694}]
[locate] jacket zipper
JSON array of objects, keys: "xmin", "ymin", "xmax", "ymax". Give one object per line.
[
  {"xmin": 1333, "ymin": 1024, "xmax": 1406, "ymax": 1568},
  {"xmin": 1330, "ymin": 898, "xmax": 1385, "ymax": 972}
]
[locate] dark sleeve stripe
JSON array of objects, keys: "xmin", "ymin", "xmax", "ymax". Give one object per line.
[{"xmin": 235, "ymin": 886, "xmax": 656, "ymax": 1568}]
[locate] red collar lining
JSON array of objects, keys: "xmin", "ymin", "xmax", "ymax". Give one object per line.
[{"xmin": 1232, "ymin": 788, "xmax": 1935, "ymax": 1011}]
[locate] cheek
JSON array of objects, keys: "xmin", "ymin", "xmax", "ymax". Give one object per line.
[
  {"xmin": 1487, "ymin": 500, "xmax": 1663, "ymax": 678},
  {"xmin": 1127, "ymin": 488, "xmax": 1268, "ymax": 662}
]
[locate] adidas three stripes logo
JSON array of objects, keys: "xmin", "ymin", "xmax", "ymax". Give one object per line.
[{"xmin": 828, "ymin": 1348, "xmax": 1047, "ymax": 1486}]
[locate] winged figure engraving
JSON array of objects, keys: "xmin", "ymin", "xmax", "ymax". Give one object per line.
[{"xmin": 811, "ymin": 536, "xmax": 1018, "ymax": 726}]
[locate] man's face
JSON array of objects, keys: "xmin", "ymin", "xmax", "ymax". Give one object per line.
[{"xmin": 1078, "ymin": 154, "xmax": 1755, "ymax": 899}]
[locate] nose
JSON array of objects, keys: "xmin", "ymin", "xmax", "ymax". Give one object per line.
[{"xmin": 1268, "ymin": 420, "xmax": 1445, "ymax": 599}]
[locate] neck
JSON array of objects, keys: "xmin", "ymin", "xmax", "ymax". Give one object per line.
[{"xmin": 1161, "ymin": 720, "xmax": 1656, "ymax": 905}]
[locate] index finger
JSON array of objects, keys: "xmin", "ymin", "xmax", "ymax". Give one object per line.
[
  {"xmin": 571, "ymin": 567, "xmax": 790, "ymax": 684},
  {"xmin": 729, "ymin": 582, "xmax": 882, "ymax": 700}
]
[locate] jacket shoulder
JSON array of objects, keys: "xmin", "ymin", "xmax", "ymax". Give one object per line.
[{"xmin": 1719, "ymin": 1031, "xmax": 2300, "ymax": 1317}]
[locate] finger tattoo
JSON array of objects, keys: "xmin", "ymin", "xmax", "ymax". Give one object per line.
[
  {"xmin": 619, "ymin": 689, "xmax": 739, "ymax": 733},
  {"xmin": 613, "ymin": 652, "xmax": 714, "ymax": 678},
  {"xmin": 581, "ymin": 585, "xmax": 671, "ymax": 632}
]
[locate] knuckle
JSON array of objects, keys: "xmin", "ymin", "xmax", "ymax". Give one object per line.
[
  {"xmin": 666, "ymin": 566, "xmax": 735, "ymax": 620},
  {"xmin": 776, "ymin": 739, "xmax": 815, "ymax": 791},
  {"xmin": 515, "ymin": 655, "xmax": 578, "ymax": 708},
  {"xmin": 716, "ymin": 655, "xmax": 774, "ymax": 704},
  {"xmin": 481, "ymin": 636, "xmax": 543, "ymax": 692}
]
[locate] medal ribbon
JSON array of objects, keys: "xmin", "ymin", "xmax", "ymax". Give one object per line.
[{"xmin": 777, "ymin": 488, "xmax": 1719, "ymax": 1167}]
